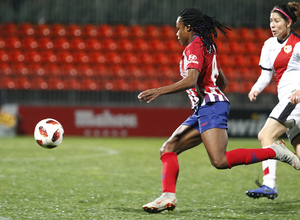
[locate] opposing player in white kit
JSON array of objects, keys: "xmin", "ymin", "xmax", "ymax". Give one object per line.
[{"xmin": 247, "ymin": 2, "xmax": 300, "ymax": 200}]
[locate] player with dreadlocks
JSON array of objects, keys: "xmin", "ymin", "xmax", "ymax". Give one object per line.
[{"xmin": 138, "ymin": 7, "xmax": 300, "ymax": 213}]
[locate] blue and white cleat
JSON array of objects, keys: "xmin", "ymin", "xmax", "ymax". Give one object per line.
[{"xmin": 246, "ymin": 185, "xmax": 278, "ymax": 200}]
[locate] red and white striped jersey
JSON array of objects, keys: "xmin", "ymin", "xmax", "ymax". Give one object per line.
[
  {"xmin": 260, "ymin": 31, "xmax": 300, "ymax": 100},
  {"xmin": 180, "ymin": 36, "xmax": 229, "ymax": 110}
]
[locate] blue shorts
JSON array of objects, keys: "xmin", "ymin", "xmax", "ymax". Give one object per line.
[{"xmin": 182, "ymin": 101, "xmax": 230, "ymax": 134}]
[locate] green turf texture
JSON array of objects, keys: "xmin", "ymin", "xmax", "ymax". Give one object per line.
[{"xmin": 1, "ymin": 136, "xmax": 300, "ymax": 219}]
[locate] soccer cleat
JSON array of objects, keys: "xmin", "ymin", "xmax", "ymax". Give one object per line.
[
  {"xmin": 270, "ymin": 140, "xmax": 300, "ymax": 170},
  {"xmin": 142, "ymin": 193, "xmax": 177, "ymax": 213},
  {"xmin": 246, "ymin": 185, "xmax": 278, "ymax": 200}
]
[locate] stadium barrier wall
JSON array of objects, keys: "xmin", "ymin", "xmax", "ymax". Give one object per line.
[{"xmin": 15, "ymin": 105, "xmax": 272, "ymax": 138}]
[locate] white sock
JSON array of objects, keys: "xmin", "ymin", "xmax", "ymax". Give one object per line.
[{"xmin": 262, "ymin": 159, "xmax": 277, "ymax": 188}]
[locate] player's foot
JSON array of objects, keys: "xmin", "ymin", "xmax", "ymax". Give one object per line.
[
  {"xmin": 246, "ymin": 185, "xmax": 278, "ymax": 200},
  {"xmin": 270, "ymin": 140, "xmax": 300, "ymax": 169},
  {"xmin": 142, "ymin": 193, "xmax": 177, "ymax": 213}
]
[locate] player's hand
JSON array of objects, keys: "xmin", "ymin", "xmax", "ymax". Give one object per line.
[
  {"xmin": 138, "ymin": 88, "xmax": 161, "ymax": 103},
  {"xmin": 248, "ymin": 90, "xmax": 259, "ymax": 102},
  {"xmin": 289, "ymin": 90, "xmax": 300, "ymax": 105}
]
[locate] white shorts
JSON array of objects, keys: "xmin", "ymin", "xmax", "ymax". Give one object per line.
[{"xmin": 269, "ymin": 99, "xmax": 300, "ymax": 143}]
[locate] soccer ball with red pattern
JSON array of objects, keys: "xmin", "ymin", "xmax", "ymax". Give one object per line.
[{"xmin": 34, "ymin": 118, "xmax": 64, "ymax": 149}]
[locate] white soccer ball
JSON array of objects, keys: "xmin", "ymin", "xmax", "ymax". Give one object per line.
[{"xmin": 34, "ymin": 118, "xmax": 64, "ymax": 149}]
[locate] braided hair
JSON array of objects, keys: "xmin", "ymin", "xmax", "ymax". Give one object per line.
[{"xmin": 178, "ymin": 7, "xmax": 230, "ymax": 53}]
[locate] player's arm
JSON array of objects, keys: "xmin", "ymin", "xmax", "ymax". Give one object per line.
[
  {"xmin": 248, "ymin": 68, "xmax": 273, "ymax": 101},
  {"xmin": 216, "ymin": 68, "xmax": 227, "ymax": 92},
  {"xmin": 138, "ymin": 68, "xmax": 199, "ymax": 103}
]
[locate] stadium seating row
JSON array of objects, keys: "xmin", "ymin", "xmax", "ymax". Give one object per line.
[
  {"xmin": 0, "ymin": 23, "xmax": 274, "ymax": 41},
  {"xmin": 0, "ymin": 23, "xmax": 280, "ymax": 94}
]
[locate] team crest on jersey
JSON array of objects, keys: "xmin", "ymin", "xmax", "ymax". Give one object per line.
[
  {"xmin": 188, "ymin": 54, "xmax": 198, "ymax": 64},
  {"xmin": 284, "ymin": 45, "xmax": 292, "ymax": 54}
]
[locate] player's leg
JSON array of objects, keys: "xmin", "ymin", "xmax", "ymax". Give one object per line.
[
  {"xmin": 246, "ymin": 118, "xmax": 286, "ymax": 199},
  {"xmin": 143, "ymin": 124, "xmax": 201, "ymax": 213}
]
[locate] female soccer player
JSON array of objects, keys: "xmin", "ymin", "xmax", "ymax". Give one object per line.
[
  {"xmin": 246, "ymin": 2, "xmax": 300, "ymax": 200},
  {"xmin": 138, "ymin": 7, "xmax": 300, "ymax": 213}
]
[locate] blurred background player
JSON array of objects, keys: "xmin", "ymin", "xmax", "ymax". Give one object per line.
[
  {"xmin": 138, "ymin": 7, "xmax": 300, "ymax": 213},
  {"xmin": 247, "ymin": 1, "xmax": 300, "ymax": 200}
]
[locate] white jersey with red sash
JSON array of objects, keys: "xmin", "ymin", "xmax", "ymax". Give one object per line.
[
  {"xmin": 180, "ymin": 36, "xmax": 229, "ymax": 110},
  {"xmin": 260, "ymin": 31, "xmax": 300, "ymax": 101}
]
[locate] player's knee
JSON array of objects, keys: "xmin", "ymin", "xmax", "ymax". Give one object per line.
[
  {"xmin": 160, "ymin": 139, "xmax": 177, "ymax": 155},
  {"xmin": 210, "ymin": 157, "xmax": 228, "ymax": 169}
]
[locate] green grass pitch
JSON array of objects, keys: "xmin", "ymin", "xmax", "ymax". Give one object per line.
[{"xmin": 1, "ymin": 136, "xmax": 300, "ymax": 219}]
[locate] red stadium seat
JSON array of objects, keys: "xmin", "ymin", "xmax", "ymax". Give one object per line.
[
  {"xmin": 140, "ymin": 65, "xmax": 156, "ymax": 78},
  {"xmin": 66, "ymin": 24, "xmax": 82, "ymax": 37},
  {"xmin": 73, "ymin": 51, "xmax": 89, "ymax": 63},
  {"xmin": 137, "ymin": 52, "xmax": 153, "ymax": 65},
  {"xmin": 30, "ymin": 77, "xmax": 48, "ymax": 90},
  {"xmin": 152, "ymin": 52, "xmax": 169, "ymax": 65},
  {"xmin": 82, "ymin": 24, "xmax": 98, "ymax": 37},
  {"xmin": 36, "ymin": 37, "xmax": 54, "ymax": 50},
  {"xmin": 48, "ymin": 77, "xmax": 64, "ymax": 90},
  {"xmin": 43, "ymin": 63, "xmax": 60, "ymax": 76},
  {"xmin": 112, "ymin": 79, "xmax": 129, "ymax": 91},
  {"xmin": 164, "ymin": 39, "xmax": 182, "ymax": 52},
  {"xmin": 60, "ymin": 64, "xmax": 78, "ymax": 77},
  {"xmin": 0, "ymin": 50, "xmax": 9, "ymax": 62},
  {"xmin": 11, "ymin": 63, "xmax": 28, "ymax": 76},
  {"xmin": 225, "ymin": 27, "xmax": 238, "ymax": 41},
  {"xmin": 120, "ymin": 52, "xmax": 137, "ymax": 65},
  {"xmin": 34, "ymin": 24, "xmax": 50, "ymax": 36},
  {"xmin": 24, "ymin": 50, "xmax": 41, "ymax": 63},
  {"xmin": 218, "ymin": 54, "xmax": 234, "ymax": 67},
  {"xmin": 85, "ymin": 38, "xmax": 101, "ymax": 50},
  {"xmin": 114, "ymin": 24, "xmax": 129, "ymax": 38},
  {"xmin": 125, "ymin": 65, "xmax": 142, "ymax": 78},
  {"xmin": 97, "ymin": 24, "xmax": 113, "ymax": 38},
  {"xmin": 81, "ymin": 78, "xmax": 99, "ymax": 90},
  {"xmin": 160, "ymin": 25, "xmax": 176, "ymax": 39},
  {"xmin": 128, "ymin": 25, "xmax": 144, "ymax": 38},
  {"xmin": 1, "ymin": 23, "xmax": 17, "ymax": 36},
  {"xmin": 63, "ymin": 78, "xmax": 81, "ymax": 90},
  {"xmin": 4, "ymin": 36, "xmax": 21, "ymax": 49},
  {"xmin": 89, "ymin": 51, "xmax": 106, "ymax": 64},
  {"xmin": 50, "ymin": 23, "xmax": 66, "ymax": 37},
  {"xmin": 243, "ymin": 41, "xmax": 260, "ymax": 55},
  {"xmin": 253, "ymin": 27, "xmax": 271, "ymax": 41},
  {"xmin": 18, "ymin": 23, "xmax": 34, "ymax": 36},
  {"xmin": 168, "ymin": 53, "xmax": 182, "ymax": 65},
  {"xmin": 27, "ymin": 63, "xmax": 45, "ymax": 76},
  {"xmin": 228, "ymin": 41, "xmax": 244, "ymax": 54},
  {"xmin": 100, "ymin": 38, "xmax": 117, "ymax": 51},
  {"xmin": 7, "ymin": 50, "xmax": 25, "ymax": 62},
  {"xmin": 116, "ymin": 39, "xmax": 133, "ymax": 51},
  {"xmin": 21, "ymin": 37, "xmax": 38, "ymax": 49},
  {"xmin": 56, "ymin": 51, "xmax": 73, "ymax": 63},
  {"xmin": 234, "ymin": 54, "xmax": 250, "ymax": 67},
  {"xmin": 144, "ymin": 25, "xmax": 159, "ymax": 38},
  {"xmin": 15, "ymin": 77, "xmax": 31, "ymax": 89},
  {"xmin": 237, "ymin": 27, "xmax": 255, "ymax": 41},
  {"xmin": 77, "ymin": 64, "xmax": 94, "ymax": 77},
  {"xmin": 129, "ymin": 78, "xmax": 147, "ymax": 91},
  {"xmin": 3, "ymin": 76, "xmax": 15, "ymax": 89},
  {"xmin": 0, "ymin": 63, "xmax": 12, "ymax": 75},
  {"xmin": 132, "ymin": 39, "xmax": 148, "ymax": 51},
  {"xmin": 69, "ymin": 37, "xmax": 86, "ymax": 50},
  {"xmin": 40, "ymin": 51, "xmax": 57, "ymax": 63},
  {"xmin": 148, "ymin": 39, "xmax": 165, "ymax": 51},
  {"xmin": 52, "ymin": 37, "xmax": 70, "ymax": 50},
  {"xmin": 222, "ymin": 67, "xmax": 238, "ymax": 80},
  {"xmin": 109, "ymin": 65, "xmax": 126, "ymax": 77},
  {"xmin": 105, "ymin": 52, "xmax": 121, "ymax": 64},
  {"xmin": 0, "ymin": 37, "xmax": 5, "ymax": 49},
  {"xmin": 91, "ymin": 64, "xmax": 108, "ymax": 77}
]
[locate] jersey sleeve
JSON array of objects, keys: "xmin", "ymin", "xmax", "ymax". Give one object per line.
[
  {"xmin": 185, "ymin": 41, "xmax": 204, "ymax": 72},
  {"xmin": 259, "ymin": 39, "xmax": 273, "ymax": 70}
]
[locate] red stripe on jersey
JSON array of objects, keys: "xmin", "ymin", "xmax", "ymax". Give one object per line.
[{"xmin": 273, "ymin": 34, "xmax": 299, "ymax": 86}]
